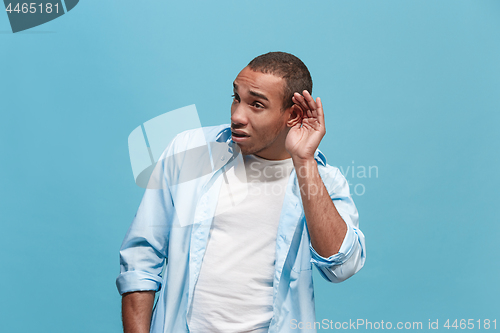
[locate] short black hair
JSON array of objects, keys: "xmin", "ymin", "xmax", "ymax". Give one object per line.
[{"xmin": 247, "ymin": 51, "xmax": 313, "ymax": 110}]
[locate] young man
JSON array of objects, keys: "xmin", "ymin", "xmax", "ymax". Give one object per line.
[{"xmin": 117, "ymin": 52, "xmax": 366, "ymax": 333}]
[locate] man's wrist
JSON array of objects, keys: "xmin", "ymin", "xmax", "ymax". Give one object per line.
[{"xmin": 292, "ymin": 157, "xmax": 318, "ymax": 178}]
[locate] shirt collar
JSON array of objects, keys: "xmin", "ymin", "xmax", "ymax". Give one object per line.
[{"xmin": 215, "ymin": 126, "xmax": 327, "ymax": 167}]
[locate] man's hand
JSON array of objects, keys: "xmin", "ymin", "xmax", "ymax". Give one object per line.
[
  {"xmin": 122, "ymin": 290, "xmax": 155, "ymax": 333},
  {"xmin": 285, "ymin": 90, "xmax": 326, "ymax": 162}
]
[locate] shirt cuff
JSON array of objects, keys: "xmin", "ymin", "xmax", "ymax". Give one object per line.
[
  {"xmin": 116, "ymin": 271, "xmax": 162, "ymax": 295},
  {"xmin": 310, "ymin": 222, "xmax": 356, "ymax": 267}
]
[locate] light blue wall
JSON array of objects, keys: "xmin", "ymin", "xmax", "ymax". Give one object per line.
[{"xmin": 1, "ymin": 1, "xmax": 498, "ymax": 332}]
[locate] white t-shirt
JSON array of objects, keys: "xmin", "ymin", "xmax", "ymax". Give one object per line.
[{"xmin": 187, "ymin": 153, "xmax": 294, "ymax": 333}]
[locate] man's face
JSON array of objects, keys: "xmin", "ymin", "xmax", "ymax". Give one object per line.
[{"xmin": 231, "ymin": 67, "xmax": 293, "ymax": 160}]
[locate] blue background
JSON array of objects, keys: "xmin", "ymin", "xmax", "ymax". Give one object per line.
[{"xmin": 1, "ymin": 0, "xmax": 498, "ymax": 332}]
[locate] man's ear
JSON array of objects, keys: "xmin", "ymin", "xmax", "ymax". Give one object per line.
[{"xmin": 287, "ymin": 104, "xmax": 303, "ymax": 128}]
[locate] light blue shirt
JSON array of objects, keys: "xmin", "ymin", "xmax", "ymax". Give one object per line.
[{"xmin": 116, "ymin": 124, "xmax": 366, "ymax": 333}]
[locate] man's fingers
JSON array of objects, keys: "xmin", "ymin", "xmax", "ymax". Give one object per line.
[
  {"xmin": 302, "ymin": 90, "xmax": 317, "ymax": 113},
  {"xmin": 316, "ymin": 97, "xmax": 323, "ymax": 116},
  {"xmin": 294, "ymin": 93, "xmax": 309, "ymax": 111},
  {"xmin": 294, "ymin": 91, "xmax": 324, "ymax": 122},
  {"xmin": 293, "ymin": 92, "xmax": 310, "ymax": 114},
  {"xmin": 316, "ymin": 97, "xmax": 325, "ymax": 126}
]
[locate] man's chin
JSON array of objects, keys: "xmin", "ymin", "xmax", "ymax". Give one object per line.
[{"xmin": 235, "ymin": 142, "xmax": 257, "ymax": 156}]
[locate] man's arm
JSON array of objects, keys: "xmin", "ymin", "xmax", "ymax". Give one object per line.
[
  {"xmin": 122, "ymin": 291, "xmax": 155, "ymax": 333},
  {"xmin": 293, "ymin": 158, "xmax": 346, "ymax": 257},
  {"xmin": 294, "ymin": 157, "xmax": 365, "ymax": 283},
  {"xmin": 288, "ymin": 91, "xmax": 346, "ymax": 256},
  {"xmin": 116, "ymin": 143, "xmax": 175, "ymax": 330},
  {"xmin": 287, "ymin": 91, "xmax": 365, "ymax": 281}
]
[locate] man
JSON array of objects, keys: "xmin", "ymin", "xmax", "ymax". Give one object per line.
[{"xmin": 116, "ymin": 52, "xmax": 366, "ymax": 333}]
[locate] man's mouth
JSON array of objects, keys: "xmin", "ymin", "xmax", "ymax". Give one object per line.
[
  {"xmin": 231, "ymin": 131, "xmax": 249, "ymax": 138},
  {"xmin": 231, "ymin": 130, "xmax": 250, "ymax": 143}
]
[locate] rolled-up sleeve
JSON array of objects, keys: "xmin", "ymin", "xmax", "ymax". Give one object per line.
[
  {"xmin": 310, "ymin": 167, "xmax": 366, "ymax": 283},
  {"xmin": 116, "ymin": 152, "xmax": 174, "ymax": 295}
]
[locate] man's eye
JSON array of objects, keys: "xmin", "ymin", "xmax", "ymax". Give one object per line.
[
  {"xmin": 231, "ymin": 94, "xmax": 240, "ymax": 102},
  {"xmin": 253, "ymin": 101, "xmax": 264, "ymax": 108}
]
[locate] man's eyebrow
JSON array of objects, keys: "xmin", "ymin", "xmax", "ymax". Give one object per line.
[
  {"xmin": 233, "ymin": 82, "xmax": 268, "ymax": 101},
  {"xmin": 249, "ymin": 90, "xmax": 269, "ymax": 101}
]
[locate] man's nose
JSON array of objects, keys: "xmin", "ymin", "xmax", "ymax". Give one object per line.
[{"xmin": 231, "ymin": 103, "xmax": 247, "ymax": 126}]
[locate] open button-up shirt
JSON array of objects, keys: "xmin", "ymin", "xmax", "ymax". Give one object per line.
[{"xmin": 116, "ymin": 124, "xmax": 366, "ymax": 333}]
